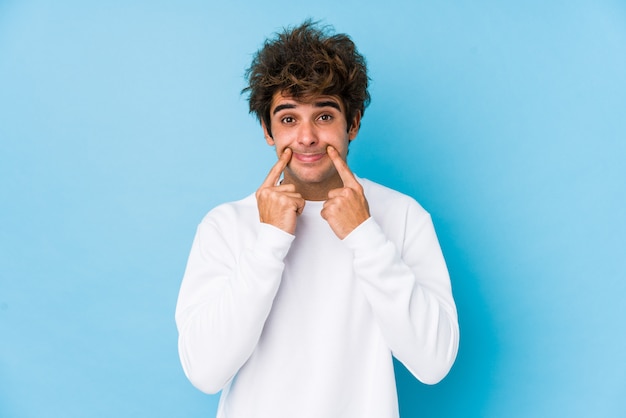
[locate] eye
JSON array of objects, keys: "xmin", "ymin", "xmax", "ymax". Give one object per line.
[
  {"xmin": 318, "ymin": 114, "xmax": 333, "ymax": 122},
  {"xmin": 281, "ymin": 116, "xmax": 295, "ymax": 124}
]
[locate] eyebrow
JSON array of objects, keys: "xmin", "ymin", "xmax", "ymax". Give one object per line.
[
  {"xmin": 272, "ymin": 100, "xmax": 342, "ymax": 115},
  {"xmin": 272, "ymin": 104, "xmax": 296, "ymax": 114},
  {"xmin": 314, "ymin": 100, "xmax": 342, "ymax": 111}
]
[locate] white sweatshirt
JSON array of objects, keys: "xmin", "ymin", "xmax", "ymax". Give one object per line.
[{"xmin": 175, "ymin": 178, "xmax": 459, "ymax": 418}]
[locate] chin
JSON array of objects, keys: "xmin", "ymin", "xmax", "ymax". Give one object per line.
[
  {"xmin": 291, "ymin": 167, "xmax": 331, "ymax": 182},
  {"xmin": 293, "ymin": 174, "xmax": 327, "ymax": 185}
]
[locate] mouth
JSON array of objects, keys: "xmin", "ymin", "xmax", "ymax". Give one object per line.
[{"xmin": 292, "ymin": 152, "xmax": 326, "ymax": 163}]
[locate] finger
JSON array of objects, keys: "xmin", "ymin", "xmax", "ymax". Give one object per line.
[
  {"xmin": 326, "ymin": 188, "xmax": 344, "ymax": 199},
  {"xmin": 327, "ymin": 146, "xmax": 359, "ymax": 189},
  {"xmin": 295, "ymin": 199, "xmax": 306, "ymax": 215},
  {"xmin": 279, "ymin": 191, "xmax": 304, "ymax": 199},
  {"xmin": 261, "ymin": 148, "xmax": 292, "ymax": 188},
  {"xmin": 283, "ymin": 194, "xmax": 305, "ymax": 214}
]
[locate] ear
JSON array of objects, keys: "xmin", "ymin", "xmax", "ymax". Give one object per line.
[
  {"xmin": 261, "ymin": 120, "xmax": 274, "ymax": 146},
  {"xmin": 348, "ymin": 111, "xmax": 362, "ymax": 141}
]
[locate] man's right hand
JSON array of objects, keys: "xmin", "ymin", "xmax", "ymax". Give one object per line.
[{"xmin": 255, "ymin": 148, "xmax": 305, "ymax": 235}]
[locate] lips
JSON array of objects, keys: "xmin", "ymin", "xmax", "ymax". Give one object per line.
[{"xmin": 292, "ymin": 152, "xmax": 325, "ymax": 163}]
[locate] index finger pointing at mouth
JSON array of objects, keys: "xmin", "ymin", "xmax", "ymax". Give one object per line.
[
  {"xmin": 327, "ymin": 146, "xmax": 359, "ymax": 188},
  {"xmin": 261, "ymin": 148, "xmax": 292, "ymax": 188}
]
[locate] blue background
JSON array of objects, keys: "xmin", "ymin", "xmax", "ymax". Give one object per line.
[{"xmin": 1, "ymin": 1, "xmax": 625, "ymax": 417}]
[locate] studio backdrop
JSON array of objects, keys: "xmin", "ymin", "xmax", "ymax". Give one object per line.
[{"xmin": 1, "ymin": 1, "xmax": 625, "ymax": 417}]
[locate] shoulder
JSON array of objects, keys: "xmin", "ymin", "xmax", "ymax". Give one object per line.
[
  {"xmin": 357, "ymin": 178, "xmax": 437, "ymax": 249},
  {"xmin": 199, "ymin": 193, "xmax": 258, "ymax": 229},
  {"xmin": 359, "ymin": 177, "xmax": 429, "ymax": 218},
  {"xmin": 190, "ymin": 193, "xmax": 260, "ymax": 253}
]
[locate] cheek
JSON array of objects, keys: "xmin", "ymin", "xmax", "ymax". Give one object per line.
[
  {"xmin": 326, "ymin": 134, "xmax": 350, "ymax": 152},
  {"xmin": 268, "ymin": 130, "xmax": 292, "ymax": 150},
  {"xmin": 273, "ymin": 142, "xmax": 290, "ymax": 155}
]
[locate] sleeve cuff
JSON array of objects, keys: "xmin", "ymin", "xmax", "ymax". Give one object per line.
[{"xmin": 342, "ymin": 217, "xmax": 387, "ymax": 255}]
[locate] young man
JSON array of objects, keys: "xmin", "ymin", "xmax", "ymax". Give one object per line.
[{"xmin": 175, "ymin": 21, "xmax": 459, "ymax": 418}]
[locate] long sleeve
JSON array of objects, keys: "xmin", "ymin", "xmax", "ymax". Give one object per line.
[
  {"xmin": 343, "ymin": 196, "xmax": 459, "ymax": 385},
  {"xmin": 175, "ymin": 203, "xmax": 294, "ymax": 394}
]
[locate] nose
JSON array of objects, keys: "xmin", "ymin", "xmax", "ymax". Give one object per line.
[{"xmin": 297, "ymin": 121, "xmax": 318, "ymax": 147}]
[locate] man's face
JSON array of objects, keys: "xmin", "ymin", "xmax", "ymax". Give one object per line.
[{"xmin": 263, "ymin": 92, "xmax": 360, "ymax": 195}]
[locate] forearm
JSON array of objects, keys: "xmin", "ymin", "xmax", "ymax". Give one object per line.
[
  {"xmin": 345, "ymin": 216, "xmax": 459, "ymax": 384},
  {"xmin": 175, "ymin": 222, "xmax": 293, "ymax": 393}
]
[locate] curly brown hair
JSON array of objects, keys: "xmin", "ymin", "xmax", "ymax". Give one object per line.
[{"xmin": 243, "ymin": 20, "xmax": 370, "ymax": 137}]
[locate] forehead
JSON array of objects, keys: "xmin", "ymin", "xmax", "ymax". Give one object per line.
[{"xmin": 270, "ymin": 91, "xmax": 345, "ymax": 114}]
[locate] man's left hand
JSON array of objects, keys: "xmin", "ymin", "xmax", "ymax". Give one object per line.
[{"xmin": 321, "ymin": 145, "xmax": 371, "ymax": 239}]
